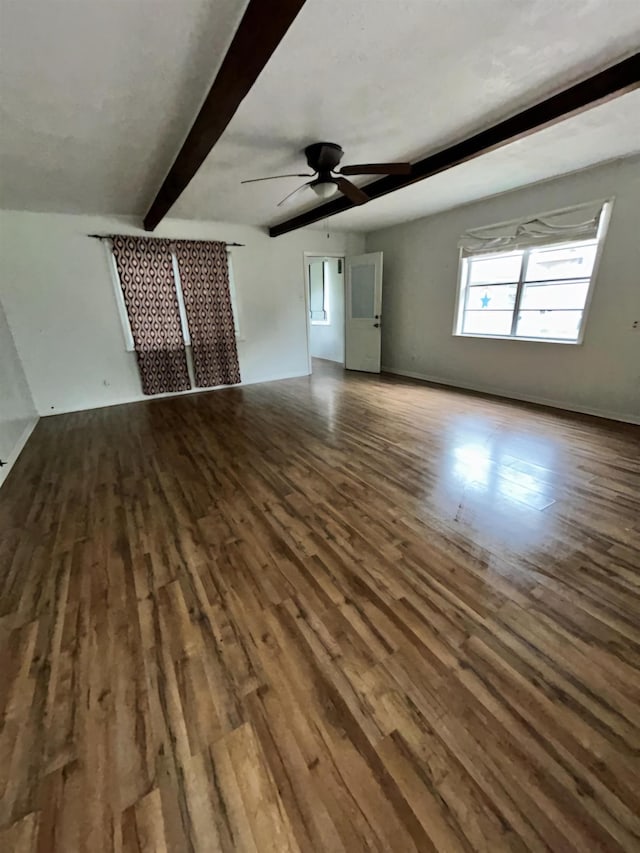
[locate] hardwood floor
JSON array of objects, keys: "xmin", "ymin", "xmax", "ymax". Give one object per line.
[{"xmin": 1, "ymin": 359, "xmax": 639, "ymax": 852}]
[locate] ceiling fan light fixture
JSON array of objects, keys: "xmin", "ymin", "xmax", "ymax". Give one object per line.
[
  {"xmin": 243, "ymin": 142, "xmax": 409, "ymax": 209},
  {"xmin": 311, "ymin": 181, "xmax": 338, "ymax": 200}
]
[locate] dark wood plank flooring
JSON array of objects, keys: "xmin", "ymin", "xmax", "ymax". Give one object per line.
[{"xmin": 1, "ymin": 359, "xmax": 639, "ymax": 851}]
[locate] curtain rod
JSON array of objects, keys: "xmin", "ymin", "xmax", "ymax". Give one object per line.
[{"xmin": 87, "ymin": 234, "xmax": 245, "ymax": 246}]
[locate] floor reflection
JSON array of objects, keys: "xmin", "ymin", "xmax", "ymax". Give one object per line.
[
  {"xmin": 452, "ymin": 442, "xmax": 556, "ymax": 510},
  {"xmin": 311, "ymin": 361, "xmax": 571, "ymax": 557},
  {"xmin": 422, "ymin": 423, "xmax": 563, "ymax": 556}
]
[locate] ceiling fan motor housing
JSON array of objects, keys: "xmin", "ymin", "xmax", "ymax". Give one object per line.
[
  {"xmin": 304, "ymin": 142, "xmax": 344, "ymax": 178},
  {"xmin": 242, "ymin": 141, "xmax": 408, "ymax": 207}
]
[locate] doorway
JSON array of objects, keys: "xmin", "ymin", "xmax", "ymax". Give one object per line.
[{"xmin": 304, "ymin": 254, "xmax": 345, "ymax": 372}]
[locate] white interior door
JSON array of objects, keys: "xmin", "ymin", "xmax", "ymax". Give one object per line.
[{"xmin": 345, "ymin": 252, "xmax": 383, "ymax": 372}]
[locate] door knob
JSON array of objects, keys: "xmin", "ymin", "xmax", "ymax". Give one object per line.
[{"xmin": 373, "ymin": 322, "xmax": 381, "ymax": 328}]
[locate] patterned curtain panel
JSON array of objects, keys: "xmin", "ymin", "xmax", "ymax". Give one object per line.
[
  {"xmin": 173, "ymin": 240, "xmax": 241, "ymax": 388},
  {"xmin": 111, "ymin": 236, "xmax": 190, "ymax": 395}
]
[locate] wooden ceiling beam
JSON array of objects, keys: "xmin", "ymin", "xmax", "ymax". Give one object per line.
[
  {"xmin": 144, "ymin": 0, "xmax": 308, "ymax": 231},
  {"xmin": 269, "ymin": 52, "xmax": 640, "ymax": 237}
]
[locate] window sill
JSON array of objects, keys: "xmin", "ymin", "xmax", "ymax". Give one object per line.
[
  {"xmin": 311, "ymin": 320, "xmax": 331, "ymax": 326},
  {"xmin": 453, "ymin": 332, "xmax": 582, "ymax": 345}
]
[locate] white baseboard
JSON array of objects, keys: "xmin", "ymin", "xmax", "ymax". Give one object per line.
[
  {"xmin": 40, "ymin": 370, "xmax": 313, "ymax": 417},
  {"xmin": 381, "ymin": 366, "xmax": 640, "ymax": 426},
  {"xmin": 0, "ymin": 417, "xmax": 39, "ymax": 490}
]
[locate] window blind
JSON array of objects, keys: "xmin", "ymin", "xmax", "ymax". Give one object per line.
[{"xmin": 458, "ymin": 200, "xmax": 607, "ymax": 255}]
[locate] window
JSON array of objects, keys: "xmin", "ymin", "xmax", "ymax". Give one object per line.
[
  {"xmin": 454, "ymin": 201, "xmax": 610, "ymax": 344},
  {"xmin": 309, "ymin": 259, "xmax": 330, "ymax": 325},
  {"xmin": 108, "ymin": 243, "xmax": 241, "ymax": 351}
]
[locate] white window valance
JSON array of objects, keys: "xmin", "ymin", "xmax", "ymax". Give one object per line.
[{"xmin": 458, "ymin": 200, "xmax": 608, "ymax": 255}]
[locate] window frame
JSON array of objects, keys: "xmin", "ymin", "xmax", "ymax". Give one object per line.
[
  {"xmin": 309, "ymin": 259, "xmax": 331, "ymax": 326},
  {"xmin": 452, "ymin": 203, "xmax": 611, "ymax": 345}
]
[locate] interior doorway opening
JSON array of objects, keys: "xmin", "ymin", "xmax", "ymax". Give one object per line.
[{"xmin": 304, "ymin": 254, "xmax": 345, "ymax": 373}]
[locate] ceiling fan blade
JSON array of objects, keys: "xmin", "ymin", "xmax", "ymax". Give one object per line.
[
  {"xmin": 276, "ymin": 182, "xmax": 313, "ymax": 207},
  {"xmin": 241, "ymin": 173, "xmax": 313, "ymax": 184},
  {"xmin": 334, "ymin": 177, "xmax": 369, "ymax": 205},
  {"xmin": 339, "ymin": 162, "xmax": 411, "ymax": 176}
]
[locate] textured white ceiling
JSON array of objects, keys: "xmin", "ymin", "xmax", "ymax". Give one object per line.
[
  {"xmin": 323, "ymin": 91, "xmax": 640, "ymax": 232},
  {"xmin": 1, "ymin": 0, "xmax": 639, "ymax": 229},
  {"xmin": 172, "ymin": 0, "xmax": 640, "ymax": 228},
  {"xmin": 0, "ymin": 0, "xmax": 250, "ymax": 214}
]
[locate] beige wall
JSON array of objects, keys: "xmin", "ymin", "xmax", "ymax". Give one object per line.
[
  {"xmin": 0, "ymin": 212, "xmax": 364, "ymax": 415},
  {"xmin": 366, "ymin": 156, "xmax": 640, "ymax": 423},
  {"xmin": 0, "ymin": 298, "xmax": 37, "ymax": 487}
]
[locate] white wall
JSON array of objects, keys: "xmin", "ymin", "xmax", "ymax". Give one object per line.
[
  {"xmin": 0, "ymin": 212, "xmax": 364, "ymax": 415},
  {"xmin": 309, "ymin": 257, "xmax": 345, "ymax": 364},
  {"xmin": 366, "ymin": 156, "xmax": 640, "ymax": 423},
  {"xmin": 0, "ymin": 298, "xmax": 38, "ymax": 487}
]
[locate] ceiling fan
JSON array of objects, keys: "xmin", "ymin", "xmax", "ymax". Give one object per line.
[{"xmin": 241, "ymin": 142, "xmax": 411, "ymax": 207}]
